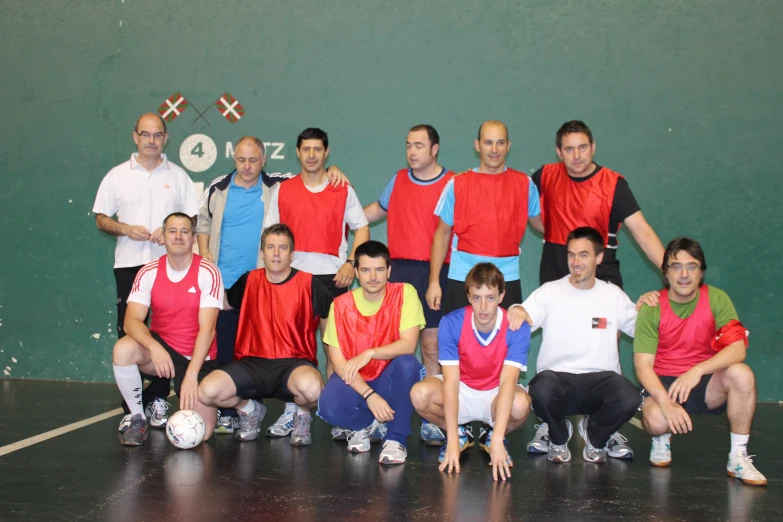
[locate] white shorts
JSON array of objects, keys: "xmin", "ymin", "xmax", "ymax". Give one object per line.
[{"xmin": 435, "ymin": 376, "xmax": 523, "ymax": 427}]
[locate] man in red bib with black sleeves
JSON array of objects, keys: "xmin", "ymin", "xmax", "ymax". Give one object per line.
[
  {"xmin": 197, "ymin": 224, "xmax": 333, "ymax": 446},
  {"xmin": 533, "ymin": 120, "xmax": 664, "ymax": 288},
  {"xmin": 363, "ymin": 124, "xmax": 455, "ymax": 445},
  {"xmin": 112, "ymin": 212, "xmax": 224, "ymax": 446},
  {"xmin": 317, "ymin": 241, "xmax": 426, "ymax": 465}
]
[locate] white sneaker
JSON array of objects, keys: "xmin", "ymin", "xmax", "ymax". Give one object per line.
[
  {"xmin": 650, "ymin": 434, "xmax": 672, "ymax": 467},
  {"xmin": 727, "ymin": 451, "xmax": 767, "ymax": 486},
  {"xmin": 266, "ymin": 404, "xmax": 297, "ymax": 437},
  {"xmin": 144, "ymin": 398, "xmax": 170, "ymax": 428},
  {"xmin": 379, "ymin": 440, "xmax": 407, "ymax": 465},
  {"xmin": 117, "ymin": 414, "xmax": 132, "ymax": 434},
  {"xmin": 347, "ymin": 425, "xmax": 373, "ymax": 453}
]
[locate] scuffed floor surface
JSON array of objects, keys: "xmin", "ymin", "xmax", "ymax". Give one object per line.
[{"xmin": 0, "ymin": 379, "xmax": 780, "ymax": 521}]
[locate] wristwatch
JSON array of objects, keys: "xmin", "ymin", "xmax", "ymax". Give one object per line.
[{"xmin": 346, "ymin": 259, "xmax": 356, "ymax": 267}]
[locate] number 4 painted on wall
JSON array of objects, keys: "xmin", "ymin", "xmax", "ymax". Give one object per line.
[{"xmin": 191, "ymin": 142, "xmax": 204, "ymax": 158}]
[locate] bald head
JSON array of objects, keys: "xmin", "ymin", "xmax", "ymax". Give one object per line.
[
  {"xmin": 135, "ymin": 113, "xmax": 167, "ymax": 135},
  {"xmin": 477, "ymin": 120, "xmax": 508, "ymax": 141}
]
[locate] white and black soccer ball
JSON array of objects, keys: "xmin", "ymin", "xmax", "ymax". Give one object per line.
[{"xmin": 166, "ymin": 410, "xmax": 205, "ymax": 450}]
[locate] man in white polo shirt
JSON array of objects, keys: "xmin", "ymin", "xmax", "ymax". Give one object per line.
[{"xmin": 94, "ymin": 113, "xmax": 198, "ymax": 431}]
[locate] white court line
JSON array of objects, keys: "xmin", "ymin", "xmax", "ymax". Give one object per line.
[
  {"xmin": 0, "ymin": 407, "xmax": 124, "ymax": 457},
  {"xmin": 0, "ymin": 392, "xmax": 176, "ymax": 457}
]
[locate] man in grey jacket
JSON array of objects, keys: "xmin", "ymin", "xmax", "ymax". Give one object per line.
[{"xmin": 197, "ymin": 135, "xmax": 347, "ymax": 434}]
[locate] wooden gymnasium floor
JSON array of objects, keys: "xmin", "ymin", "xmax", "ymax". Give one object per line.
[{"xmin": 0, "ymin": 379, "xmax": 780, "ymax": 521}]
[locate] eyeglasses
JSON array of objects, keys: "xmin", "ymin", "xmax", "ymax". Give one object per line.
[
  {"xmin": 136, "ymin": 131, "xmax": 165, "ymax": 140},
  {"xmin": 666, "ymin": 263, "xmax": 701, "ymax": 273}
]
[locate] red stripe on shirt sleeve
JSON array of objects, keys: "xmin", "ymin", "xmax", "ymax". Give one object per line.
[{"xmin": 131, "ymin": 261, "xmax": 158, "ymax": 293}]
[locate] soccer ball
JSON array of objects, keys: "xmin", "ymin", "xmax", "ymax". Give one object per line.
[{"xmin": 166, "ymin": 410, "xmax": 205, "ymax": 449}]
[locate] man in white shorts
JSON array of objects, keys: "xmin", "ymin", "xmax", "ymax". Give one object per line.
[{"xmin": 411, "ymin": 262, "xmax": 531, "ymax": 480}]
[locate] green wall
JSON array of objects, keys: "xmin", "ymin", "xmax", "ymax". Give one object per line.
[{"xmin": 1, "ymin": 1, "xmax": 781, "ymax": 400}]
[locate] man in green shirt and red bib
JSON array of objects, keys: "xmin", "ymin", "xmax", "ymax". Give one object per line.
[{"xmin": 634, "ymin": 237, "xmax": 766, "ymax": 486}]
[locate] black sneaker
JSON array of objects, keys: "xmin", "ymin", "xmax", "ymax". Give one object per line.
[{"xmin": 119, "ymin": 414, "xmax": 148, "ymax": 446}]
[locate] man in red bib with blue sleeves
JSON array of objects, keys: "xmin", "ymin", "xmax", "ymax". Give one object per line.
[
  {"xmin": 634, "ymin": 237, "xmax": 766, "ymax": 485},
  {"xmin": 363, "ymin": 124, "xmax": 455, "ymax": 445},
  {"xmin": 426, "ymin": 120, "xmax": 543, "ymax": 317},
  {"xmin": 112, "ymin": 212, "xmax": 224, "ymax": 446},
  {"xmin": 411, "ymin": 262, "xmax": 532, "ymax": 481},
  {"xmin": 317, "ymin": 241, "xmax": 425, "ymax": 465}
]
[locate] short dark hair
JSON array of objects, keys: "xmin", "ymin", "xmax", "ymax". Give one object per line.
[
  {"xmin": 135, "ymin": 113, "xmax": 167, "ymax": 135},
  {"xmin": 409, "ymin": 124, "xmax": 440, "ymax": 148},
  {"xmin": 261, "ymin": 223, "xmax": 295, "ymax": 251},
  {"xmin": 296, "ymin": 128, "xmax": 328, "ymax": 149},
  {"xmin": 566, "ymin": 227, "xmax": 604, "ymax": 255},
  {"xmin": 355, "ymin": 240, "xmax": 391, "ymax": 268},
  {"xmin": 236, "ymin": 136, "xmax": 266, "ymax": 157},
  {"xmin": 556, "ymin": 120, "xmax": 593, "ymax": 149},
  {"xmin": 163, "ymin": 212, "xmax": 195, "ymax": 232},
  {"xmin": 662, "ymin": 237, "xmax": 707, "ymax": 289},
  {"xmin": 465, "ymin": 262, "xmax": 505, "ymax": 295}
]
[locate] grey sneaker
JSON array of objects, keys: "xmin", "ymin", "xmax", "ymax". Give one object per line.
[
  {"xmin": 119, "ymin": 414, "xmax": 148, "ymax": 446},
  {"xmin": 379, "ymin": 440, "xmax": 407, "ymax": 465},
  {"xmin": 267, "ymin": 404, "xmax": 297, "ymax": 437},
  {"xmin": 605, "ymin": 431, "xmax": 634, "ymax": 459},
  {"xmin": 290, "ymin": 412, "xmax": 312, "ymax": 446},
  {"xmin": 548, "ymin": 443, "xmax": 571, "ymax": 463},
  {"xmin": 547, "ymin": 420, "xmax": 573, "ymax": 463},
  {"xmin": 347, "ymin": 424, "xmax": 373, "ymax": 453},
  {"xmin": 579, "ymin": 416, "xmax": 607, "ymax": 463},
  {"xmin": 144, "ymin": 398, "xmax": 170, "ymax": 429},
  {"xmin": 527, "ymin": 423, "xmax": 550, "ymax": 454},
  {"xmin": 331, "ymin": 427, "xmax": 352, "ymax": 441},
  {"xmin": 214, "ymin": 414, "xmax": 237, "ymax": 434},
  {"xmin": 234, "ymin": 400, "xmax": 267, "ymax": 442},
  {"xmin": 118, "ymin": 414, "xmax": 132, "ymax": 434}
]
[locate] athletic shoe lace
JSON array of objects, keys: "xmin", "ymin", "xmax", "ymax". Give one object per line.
[
  {"xmin": 151, "ymin": 399, "xmax": 169, "ymax": 417},
  {"xmin": 533, "ymin": 423, "xmax": 549, "ymax": 441}
]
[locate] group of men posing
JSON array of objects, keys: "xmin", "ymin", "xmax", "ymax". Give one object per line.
[{"xmin": 93, "ymin": 113, "xmax": 765, "ymax": 485}]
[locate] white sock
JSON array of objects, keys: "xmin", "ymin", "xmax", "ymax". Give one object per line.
[
  {"xmin": 285, "ymin": 402, "xmax": 298, "ymax": 414},
  {"xmin": 113, "ymin": 364, "xmax": 145, "ymax": 417},
  {"xmin": 730, "ymin": 433, "xmax": 749, "ymax": 457},
  {"xmin": 238, "ymin": 400, "xmax": 256, "ymax": 414},
  {"xmin": 296, "ymin": 406, "xmax": 309, "ymax": 416},
  {"xmin": 653, "ymin": 433, "xmax": 671, "ymax": 444}
]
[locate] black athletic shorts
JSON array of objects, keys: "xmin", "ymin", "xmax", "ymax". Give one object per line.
[
  {"xmin": 314, "ymin": 273, "xmax": 351, "ymax": 300},
  {"xmin": 389, "ymin": 259, "xmax": 449, "ymax": 329},
  {"xmin": 441, "ymin": 278, "xmax": 523, "ymax": 316},
  {"xmin": 151, "ymin": 332, "xmax": 220, "ymax": 396},
  {"xmin": 641, "ymin": 374, "xmax": 726, "ymax": 415},
  {"xmin": 221, "ymin": 357, "xmax": 316, "ymax": 402}
]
